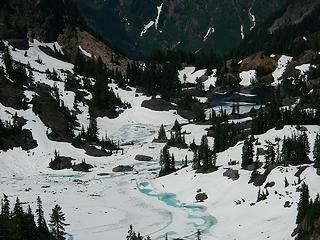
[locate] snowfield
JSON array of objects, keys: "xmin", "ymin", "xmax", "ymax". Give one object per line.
[
  {"xmin": 239, "ymin": 70, "xmax": 256, "ymax": 86},
  {"xmin": 272, "ymin": 55, "xmax": 293, "ymax": 86},
  {"xmin": 178, "ymin": 67, "xmax": 207, "ymax": 85},
  {"xmin": 0, "ymin": 40, "xmax": 319, "ymax": 240}
]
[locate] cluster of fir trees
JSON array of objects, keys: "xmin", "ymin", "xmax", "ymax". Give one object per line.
[
  {"xmin": 125, "ymin": 225, "xmax": 203, "ymax": 240},
  {"xmin": 307, "ymin": 56, "xmax": 320, "ymax": 80},
  {"xmin": 32, "ymin": 83, "xmax": 77, "ymax": 140},
  {"xmin": 313, "ymin": 133, "xmax": 320, "ymax": 168},
  {"xmin": 252, "ymin": 103, "xmax": 320, "ymax": 136},
  {"xmin": 213, "ymin": 121, "xmax": 243, "ymax": 153},
  {"xmin": 149, "ymin": 49, "xmax": 223, "ymax": 70},
  {"xmin": 167, "ymin": 120, "xmax": 187, "ymax": 148},
  {"xmin": 241, "ymin": 135, "xmax": 255, "ymax": 169},
  {"xmin": 126, "ymin": 61, "xmax": 182, "ymax": 100},
  {"xmin": 74, "ymin": 51, "xmax": 123, "ymax": 82},
  {"xmin": 295, "ymin": 183, "xmax": 320, "ymax": 240},
  {"xmin": 192, "ymin": 135, "xmax": 217, "ymax": 172},
  {"xmin": 0, "ymin": 195, "xmax": 67, "ymax": 240},
  {"xmin": 159, "ymin": 144, "xmax": 176, "ymax": 177},
  {"xmin": 242, "ymin": 129, "xmax": 320, "ymax": 170},
  {"xmin": 264, "ymin": 140, "xmax": 278, "ymax": 169},
  {"xmin": 45, "ymin": 70, "xmax": 121, "ymax": 149},
  {"xmin": 125, "ymin": 226, "xmax": 203, "ymax": 240},
  {"xmin": 177, "ymin": 92, "xmax": 206, "ymax": 122},
  {"xmin": 49, "ymin": 150, "xmax": 71, "ymax": 170},
  {"xmin": 76, "ymin": 117, "xmax": 99, "ymax": 143},
  {"xmin": 0, "ymin": 113, "xmax": 23, "ymax": 138},
  {"xmin": 281, "ymin": 132, "xmax": 311, "ymax": 166},
  {"xmin": 73, "ymin": 52, "xmax": 129, "ymax": 118},
  {"xmin": 73, "ymin": 117, "xmax": 119, "ymax": 151},
  {"xmin": 126, "ymin": 225, "xmax": 150, "ymax": 240},
  {"xmin": 1, "ymin": 47, "xmax": 31, "ymax": 89},
  {"xmin": 208, "ymin": 108, "xmax": 245, "ymax": 153},
  {"xmin": 52, "ymin": 83, "xmax": 78, "ymax": 136}
]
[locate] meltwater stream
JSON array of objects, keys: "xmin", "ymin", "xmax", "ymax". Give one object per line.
[{"xmin": 137, "ymin": 181, "xmax": 216, "ymax": 240}]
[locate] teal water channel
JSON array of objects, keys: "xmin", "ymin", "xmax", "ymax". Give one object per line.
[{"xmin": 137, "ymin": 181, "xmax": 216, "ymax": 240}]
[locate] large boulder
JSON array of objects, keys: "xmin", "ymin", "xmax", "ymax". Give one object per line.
[
  {"xmin": 223, "ymin": 168, "xmax": 239, "ymax": 181},
  {"xmin": 135, "ymin": 155, "xmax": 153, "ymax": 162},
  {"xmin": 195, "ymin": 192, "xmax": 208, "ymax": 202},
  {"xmin": 84, "ymin": 145, "xmax": 112, "ymax": 157},
  {"xmin": 112, "ymin": 165, "xmax": 134, "ymax": 172},
  {"xmin": 141, "ymin": 98, "xmax": 176, "ymax": 111},
  {"xmin": 49, "ymin": 156, "xmax": 74, "ymax": 170},
  {"xmin": 72, "ymin": 161, "xmax": 93, "ymax": 172}
]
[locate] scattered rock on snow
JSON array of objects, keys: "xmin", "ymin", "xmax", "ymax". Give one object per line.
[
  {"xmin": 112, "ymin": 165, "xmax": 134, "ymax": 172},
  {"xmin": 97, "ymin": 173, "xmax": 110, "ymax": 176}
]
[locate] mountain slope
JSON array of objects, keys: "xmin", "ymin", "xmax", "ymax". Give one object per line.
[{"xmin": 74, "ymin": 0, "xmax": 288, "ymax": 59}]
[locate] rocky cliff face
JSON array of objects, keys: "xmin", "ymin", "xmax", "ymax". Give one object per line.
[{"xmin": 74, "ymin": 0, "xmax": 288, "ymax": 58}]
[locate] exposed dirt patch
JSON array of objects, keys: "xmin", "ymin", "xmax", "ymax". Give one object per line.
[{"xmin": 240, "ymin": 51, "xmax": 277, "ymax": 74}]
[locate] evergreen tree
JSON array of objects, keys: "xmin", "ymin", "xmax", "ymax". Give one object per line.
[
  {"xmin": 281, "ymin": 133, "xmax": 311, "ymax": 166},
  {"xmin": 241, "ymin": 136, "xmax": 254, "ymax": 169},
  {"xmin": 12, "ymin": 197, "xmax": 23, "ymax": 219},
  {"xmin": 301, "ymin": 132, "xmax": 310, "ymax": 156},
  {"xmin": 157, "ymin": 124, "xmax": 167, "ymax": 141},
  {"xmin": 197, "ymin": 229, "xmax": 201, "ymax": 240},
  {"xmin": 126, "ymin": 225, "xmax": 144, "ymax": 240},
  {"xmin": 126, "ymin": 225, "xmax": 134, "ymax": 240},
  {"xmin": 296, "ymin": 183, "xmax": 310, "ymax": 224},
  {"xmin": 211, "ymin": 150, "xmax": 217, "ymax": 167},
  {"xmin": 23, "ymin": 205, "xmax": 38, "ymax": 240},
  {"xmin": 49, "ymin": 204, "xmax": 66, "ymax": 240},
  {"xmin": 159, "ymin": 145, "xmax": 173, "ymax": 176},
  {"xmin": 171, "ymin": 154, "xmax": 176, "ymax": 171},
  {"xmin": 2, "ymin": 47, "xmax": 14, "ymax": 77},
  {"xmin": 1, "ymin": 193, "xmax": 10, "ymax": 217},
  {"xmin": 264, "ymin": 141, "xmax": 276, "ymax": 168},
  {"xmin": 192, "ymin": 149, "xmax": 200, "ymax": 170},
  {"xmin": 198, "ymin": 135, "xmax": 211, "ymax": 170},
  {"xmin": 36, "ymin": 196, "xmax": 50, "ymax": 236},
  {"xmin": 87, "ymin": 117, "xmax": 99, "ymax": 142},
  {"xmin": 172, "ymin": 120, "xmax": 181, "ymax": 133},
  {"xmin": 168, "ymin": 119, "xmax": 187, "ymax": 148},
  {"xmin": 313, "ymin": 133, "xmax": 320, "ymax": 168},
  {"xmin": 184, "ymin": 155, "xmax": 188, "ymax": 167}
]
